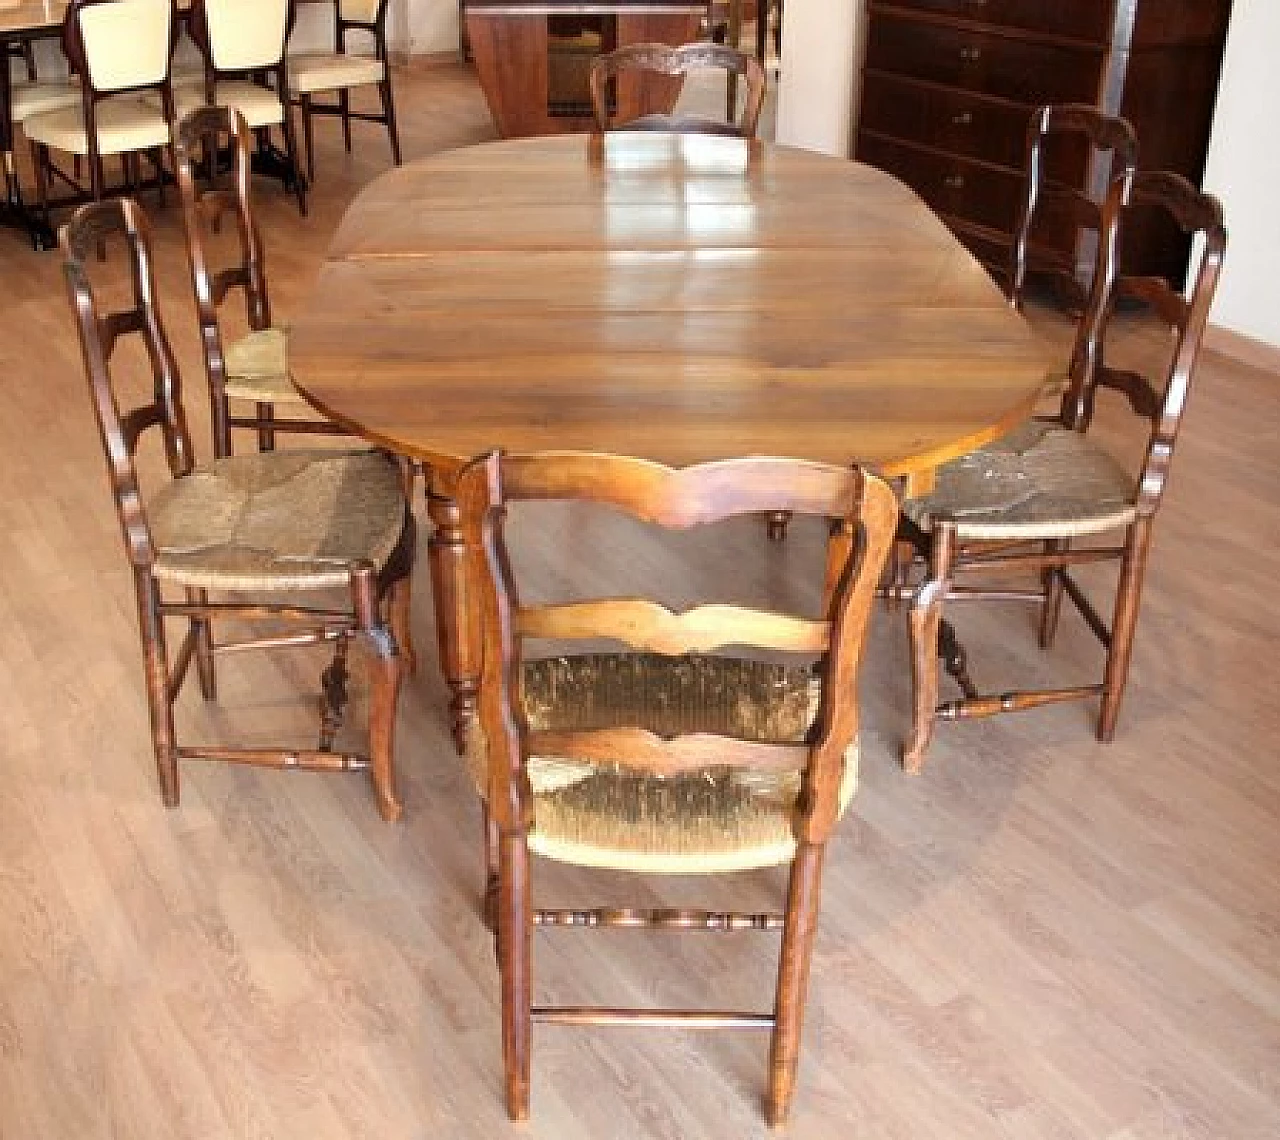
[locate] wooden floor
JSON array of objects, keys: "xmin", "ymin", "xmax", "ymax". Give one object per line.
[{"xmin": 2, "ymin": 63, "xmax": 1278, "ymax": 1139}]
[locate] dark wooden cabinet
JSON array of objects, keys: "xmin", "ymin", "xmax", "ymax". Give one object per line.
[{"xmin": 854, "ymin": 0, "xmax": 1233, "ymax": 287}]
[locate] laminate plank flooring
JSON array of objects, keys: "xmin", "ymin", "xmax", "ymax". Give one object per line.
[{"xmin": 0, "ymin": 62, "xmax": 1277, "ymax": 1139}]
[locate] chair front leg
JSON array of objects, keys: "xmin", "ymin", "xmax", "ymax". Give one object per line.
[
  {"xmin": 1039, "ymin": 537, "xmax": 1069, "ymax": 648},
  {"xmin": 300, "ymin": 92, "xmax": 316, "ymax": 182},
  {"xmin": 379, "ymin": 75, "xmax": 402, "ymax": 165},
  {"xmin": 352, "ymin": 562, "xmax": 403, "ymax": 822},
  {"xmin": 134, "ymin": 572, "xmax": 180, "ymax": 807},
  {"xmin": 1098, "ymin": 518, "xmax": 1152, "ymax": 742}
]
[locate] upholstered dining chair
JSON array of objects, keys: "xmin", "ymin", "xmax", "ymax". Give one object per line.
[
  {"xmin": 897, "ymin": 170, "xmax": 1226, "ymax": 771},
  {"xmin": 286, "ymin": 0, "xmax": 401, "ymax": 181},
  {"xmin": 63, "ymin": 197, "xmax": 416, "ymax": 821},
  {"xmin": 23, "ymin": 0, "xmax": 176, "ymax": 218},
  {"xmin": 182, "ymin": 0, "xmax": 307, "ymax": 214},
  {"xmin": 589, "ymin": 42, "xmax": 766, "ymax": 138},
  {"xmin": 456, "ymin": 449, "xmax": 898, "ymax": 1123},
  {"xmin": 1007, "ymin": 103, "xmax": 1139, "ymax": 308},
  {"xmin": 174, "ymin": 105, "xmax": 341, "ymax": 456}
]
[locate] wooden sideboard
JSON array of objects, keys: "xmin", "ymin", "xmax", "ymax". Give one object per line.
[
  {"xmin": 854, "ymin": 0, "xmax": 1233, "ymax": 288},
  {"xmin": 464, "ymin": 0, "xmax": 709, "ymax": 137}
]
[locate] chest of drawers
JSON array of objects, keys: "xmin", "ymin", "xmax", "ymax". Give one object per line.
[{"xmin": 854, "ymin": 0, "xmax": 1233, "ymax": 288}]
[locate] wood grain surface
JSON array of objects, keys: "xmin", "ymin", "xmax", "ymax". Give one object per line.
[{"xmin": 289, "ymin": 131, "xmax": 1051, "ymax": 485}]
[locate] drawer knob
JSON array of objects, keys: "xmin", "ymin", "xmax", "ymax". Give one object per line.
[
  {"xmin": 959, "ymin": 46, "xmax": 982, "ymax": 62},
  {"xmin": 951, "ymin": 111, "xmax": 974, "ymax": 126},
  {"xmin": 944, "ymin": 174, "xmax": 965, "ymax": 190}
]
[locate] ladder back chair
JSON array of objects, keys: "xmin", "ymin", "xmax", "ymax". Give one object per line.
[
  {"xmin": 63, "ymin": 197, "xmax": 417, "ymax": 821},
  {"xmin": 898, "ymin": 171, "xmax": 1227, "ymax": 771},
  {"xmin": 589, "ymin": 42, "xmax": 766, "ymax": 139},
  {"xmin": 1008, "ymin": 102, "xmax": 1139, "ymax": 308},
  {"xmin": 23, "ymin": 0, "xmax": 176, "ymax": 220},
  {"xmin": 175, "ymin": 105, "xmax": 341, "ymax": 456},
  {"xmin": 456, "ymin": 450, "xmax": 898, "ymax": 1124},
  {"xmin": 183, "ymin": 0, "xmax": 307, "ymax": 214},
  {"xmin": 287, "ymin": 0, "xmax": 401, "ymax": 181}
]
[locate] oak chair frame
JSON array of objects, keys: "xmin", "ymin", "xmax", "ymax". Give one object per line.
[
  {"xmin": 174, "ymin": 105, "xmax": 342, "ymax": 457},
  {"xmin": 589, "ymin": 41, "xmax": 766, "ymax": 138},
  {"xmin": 63, "ymin": 197, "xmax": 417, "ymax": 821},
  {"xmin": 290, "ymin": 0, "xmax": 402, "ymax": 182},
  {"xmin": 185, "ymin": 0, "xmax": 308, "ymax": 215},
  {"xmin": 1007, "ymin": 102, "xmax": 1139, "ymax": 307},
  {"xmin": 900, "ymin": 171, "xmax": 1227, "ymax": 770},
  {"xmin": 29, "ymin": 0, "xmax": 178, "ymax": 221},
  {"xmin": 457, "ymin": 449, "xmax": 898, "ymax": 1124}
]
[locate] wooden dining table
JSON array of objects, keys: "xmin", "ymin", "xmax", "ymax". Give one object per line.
[{"xmin": 289, "ymin": 131, "xmax": 1052, "ymax": 756}]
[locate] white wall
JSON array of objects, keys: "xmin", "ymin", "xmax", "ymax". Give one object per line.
[
  {"xmin": 1199, "ymin": 0, "xmax": 1280, "ymax": 347},
  {"xmin": 774, "ymin": 0, "xmax": 860, "ymax": 156}
]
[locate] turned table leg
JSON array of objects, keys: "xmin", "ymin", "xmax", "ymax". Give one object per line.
[{"xmin": 426, "ymin": 470, "xmax": 480, "ymax": 755}]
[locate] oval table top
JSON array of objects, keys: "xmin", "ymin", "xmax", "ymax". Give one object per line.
[{"xmin": 290, "ymin": 132, "xmax": 1050, "ymax": 489}]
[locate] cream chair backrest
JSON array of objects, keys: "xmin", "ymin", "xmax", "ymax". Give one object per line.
[
  {"xmin": 204, "ymin": 0, "xmax": 289, "ymax": 71},
  {"xmin": 78, "ymin": 0, "xmax": 172, "ymax": 92},
  {"xmin": 339, "ymin": 0, "xmax": 382, "ymax": 22}
]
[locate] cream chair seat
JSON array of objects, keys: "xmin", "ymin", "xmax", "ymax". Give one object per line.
[
  {"xmin": 169, "ymin": 80, "xmax": 285, "ymax": 129},
  {"xmin": 10, "ymin": 79, "xmax": 83, "ymax": 123},
  {"xmin": 288, "ymin": 53, "xmax": 384, "ymax": 94},
  {"xmin": 24, "ymin": 94, "xmax": 170, "ymax": 156},
  {"xmin": 220, "ymin": 326, "xmax": 306, "ymax": 405}
]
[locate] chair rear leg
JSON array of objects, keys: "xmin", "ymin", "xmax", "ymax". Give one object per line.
[
  {"xmin": 498, "ymin": 831, "xmax": 533, "ymax": 1121},
  {"xmin": 1039, "ymin": 537, "xmax": 1068, "ymax": 648},
  {"xmin": 1098, "ymin": 519, "xmax": 1152, "ymax": 742},
  {"xmin": 767, "ymin": 841, "xmax": 826, "ymax": 1126},
  {"xmin": 188, "ymin": 587, "xmax": 217, "ymax": 700},
  {"xmin": 256, "ymin": 402, "xmax": 277, "ymax": 452},
  {"xmin": 482, "ymin": 801, "xmax": 500, "ymax": 934},
  {"xmin": 280, "ymin": 111, "xmax": 307, "ymax": 216},
  {"xmin": 135, "ymin": 573, "xmax": 180, "ymax": 807},
  {"xmin": 903, "ymin": 519, "xmax": 956, "ymax": 773}
]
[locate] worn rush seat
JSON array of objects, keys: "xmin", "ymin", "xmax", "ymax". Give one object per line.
[
  {"xmin": 63, "ymin": 197, "xmax": 417, "ymax": 821},
  {"xmin": 457, "ymin": 450, "xmax": 897, "ymax": 1125},
  {"xmin": 899, "ymin": 170, "xmax": 1227, "ymax": 770},
  {"xmin": 176, "ymin": 106, "xmax": 341, "ymax": 455}
]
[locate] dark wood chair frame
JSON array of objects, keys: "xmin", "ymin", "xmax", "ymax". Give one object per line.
[
  {"xmin": 292, "ymin": 0, "xmax": 401, "ymax": 182},
  {"xmin": 899, "ymin": 170, "xmax": 1227, "ymax": 770},
  {"xmin": 29, "ymin": 0, "xmax": 178, "ymax": 223},
  {"xmin": 457, "ymin": 449, "xmax": 898, "ymax": 1124},
  {"xmin": 174, "ymin": 104, "xmax": 344, "ymax": 457},
  {"xmin": 589, "ymin": 41, "xmax": 766, "ymax": 138},
  {"xmin": 1007, "ymin": 102, "xmax": 1139, "ymax": 307},
  {"xmin": 62, "ymin": 197, "xmax": 417, "ymax": 821},
  {"xmin": 185, "ymin": 0, "xmax": 308, "ymax": 215}
]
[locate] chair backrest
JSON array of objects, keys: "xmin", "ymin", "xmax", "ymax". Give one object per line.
[
  {"xmin": 174, "ymin": 105, "xmax": 269, "ymax": 457},
  {"xmin": 1008, "ymin": 103, "xmax": 1138, "ymax": 308},
  {"xmin": 190, "ymin": 0, "xmax": 294, "ymax": 73},
  {"xmin": 63, "ymin": 0, "xmax": 174, "ymax": 97},
  {"xmin": 456, "ymin": 450, "xmax": 898, "ymax": 844},
  {"xmin": 590, "ymin": 42, "xmax": 766, "ymax": 138},
  {"xmin": 1060, "ymin": 170, "xmax": 1226, "ymax": 514},
  {"xmin": 62, "ymin": 198, "xmax": 194, "ymax": 570},
  {"xmin": 338, "ymin": 0, "xmax": 385, "ymax": 25}
]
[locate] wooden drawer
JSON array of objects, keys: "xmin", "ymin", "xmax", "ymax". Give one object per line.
[
  {"xmin": 870, "ymin": 1, "xmax": 1113, "ymax": 44},
  {"xmin": 864, "ymin": 15, "xmax": 1103, "ymax": 105}
]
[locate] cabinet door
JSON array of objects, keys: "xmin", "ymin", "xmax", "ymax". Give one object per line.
[{"xmin": 864, "ymin": 15, "xmax": 1103, "ymax": 105}]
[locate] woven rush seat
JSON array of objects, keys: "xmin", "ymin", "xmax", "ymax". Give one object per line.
[
  {"xmin": 903, "ymin": 419, "xmax": 1137, "ymax": 541},
  {"xmin": 220, "ymin": 326, "xmax": 308, "ymax": 404},
  {"xmin": 467, "ymin": 653, "xmax": 859, "ymax": 874},
  {"xmin": 288, "ymin": 53, "xmax": 385, "ymax": 94},
  {"xmin": 149, "ymin": 448, "xmax": 404, "ymax": 590}
]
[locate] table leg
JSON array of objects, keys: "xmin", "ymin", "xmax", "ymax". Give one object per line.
[{"xmin": 426, "ymin": 470, "xmax": 480, "ymax": 755}]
